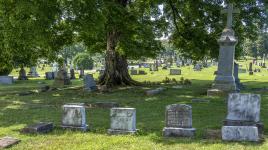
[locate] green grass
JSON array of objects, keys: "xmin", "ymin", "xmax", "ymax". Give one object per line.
[{"xmin": 1, "ymin": 60, "xmax": 268, "ymax": 149}]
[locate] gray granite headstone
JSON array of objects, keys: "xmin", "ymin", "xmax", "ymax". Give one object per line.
[
  {"xmin": 163, "ymin": 104, "xmax": 195, "ymax": 137},
  {"xmin": 0, "ymin": 76, "xmax": 13, "ymax": 85},
  {"xmin": 222, "ymin": 93, "xmax": 262, "ymax": 142},
  {"xmin": 170, "ymin": 69, "xmax": 181, "ymax": 75},
  {"xmin": 21, "ymin": 122, "xmax": 54, "ymax": 134},
  {"xmin": 84, "ymin": 74, "xmax": 97, "ymax": 91},
  {"xmin": 108, "ymin": 108, "xmax": 137, "ymax": 134},
  {"xmin": 226, "ymin": 93, "xmax": 260, "ymax": 122},
  {"xmin": 61, "ymin": 104, "xmax": 88, "ymax": 131},
  {"xmin": 27, "ymin": 66, "xmax": 40, "ymax": 77},
  {"xmin": 0, "ymin": 137, "xmax": 20, "ymax": 148},
  {"xmin": 138, "ymin": 70, "xmax": 146, "ymax": 75},
  {"xmin": 249, "ymin": 62, "xmax": 254, "ymax": 75},
  {"xmin": 130, "ymin": 70, "xmax": 138, "ymax": 75},
  {"xmin": 45, "ymin": 72, "xmax": 54, "ymax": 80}
]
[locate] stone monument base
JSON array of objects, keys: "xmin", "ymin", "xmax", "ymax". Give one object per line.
[
  {"xmin": 61, "ymin": 125, "xmax": 88, "ymax": 132},
  {"xmin": 0, "ymin": 76, "xmax": 13, "ymax": 85},
  {"xmin": 223, "ymin": 120, "xmax": 264, "ymax": 135},
  {"xmin": 108, "ymin": 129, "xmax": 137, "ymax": 135},
  {"xmin": 163, "ymin": 127, "xmax": 196, "ymax": 137},
  {"xmin": 222, "ymin": 126, "xmax": 259, "ymax": 142}
]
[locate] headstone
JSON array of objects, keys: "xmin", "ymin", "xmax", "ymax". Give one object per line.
[
  {"xmin": 138, "ymin": 70, "xmax": 146, "ymax": 75},
  {"xmin": 222, "ymin": 93, "xmax": 263, "ymax": 142},
  {"xmin": 150, "ymin": 64, "xmax": 158, "ymax": 71},
  {"xmin": 163, "ymin": 104, "xmax": 196, "ymax": 137},
  {"xmin": 130, "ymin": 69, "xmax": 138, "ymax": 75},
  {"xmin": 249, "ymin": 62, "xmax": 254, "ymax": 75},
  {"xmin": 0, "ymin": 76, "xmax": 13, "ymax": 84},
  {"xmin": 0, "ymin": 137, "xmax": 20, "ymax": 148},
  {"xmin": 53, "ymin": 69, "xmax": 71, "ymax": 86},
  {"xmin": 208, "ymin": 3, "xmax": 239, "ymax": 95},
  {"xmin": 84, "ymin": 74, "xmax": 97, "ymax": 91},
  {"xmin": 61, "ymin": 104, "xmax": 88, "ymax": 131},
  {"xmin": 108, "ymin": 108, "xmax": 137, "ymax": 134},
  {"xmin": 193, "ymin": 64, "xmax": 202, "ymax": 71},
  {"xmin": 18, "ymin": 68, "xmax": 28, "ymax": 80},
  {"xmin": 170, "ymin": 69, "xmax": 181, "ymax": 75},
  {"xmin": 27, "ymin": 66, "xmax": 40, "ymax": 77},
  {"xmin": 70, "ymin": 69, "xmax": 75, "ymax": 79},
  {"xmin": 21, "ymin": 122, "xmax": 53, "ymax": 134},
  {"xmin": 234, "ymin": 62, "xmax": 243, "ymax": 90},
  {"xmin": 146, "ymin": 87, "xmax": 165, "ymax": 96},
  {"xmin": 45, "ymin": 72, "xmax": 54, "ymax": 80}
]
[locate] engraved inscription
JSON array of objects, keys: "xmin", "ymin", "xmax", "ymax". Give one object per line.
[{"xmin": 165, "ymin": 104, "xmax": 192, "ymax": 128}]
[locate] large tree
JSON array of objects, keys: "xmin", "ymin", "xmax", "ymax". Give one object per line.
[{"xmin": 163, "ymin": 0, "xmax": 267, "ymax": 60}]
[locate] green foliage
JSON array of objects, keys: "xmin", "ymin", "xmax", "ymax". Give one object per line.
[
  {"xmin": 73, "ymin": 53, "xmax": 94, "ymax": 70},
  {"xmin": 0, "ymin": 63, "xmax": 12, "ymax": 76}
]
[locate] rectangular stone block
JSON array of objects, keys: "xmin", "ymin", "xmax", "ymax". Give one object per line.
[
  {"xmin": 165, "ymin": 104, "xmax": 192, "ymax": 128},
  {"xmin": 227, "ymin": 93, "xmax": 260, "ymax": 122},
  {"xmin": 163, "ymin": 127, "xmax": 196, "ymax": 137},
  {"xmin": 62, "ymin": 104, "xmax": 87, "ymax": 131},
  {"xmin": 170, "ymin": 69, "xmax": 181, "ymax": 75},
  {"xmin": 0, "ymin": 76, "xmax": 13, "ymax": 85},
  {"xmin": 222, "ymin": 126, "xmax": 259, "ymax": 142},
  {"xmin": 109, "ymin": 108, "xmax": 136, "ymax": 134},
  {"xmin": 21, "ymin": 122, "xmax": 53, "ymax": 134},
  {"xmin": 0, "ymin": 137, "xmax": 20, "ymax": 148}
]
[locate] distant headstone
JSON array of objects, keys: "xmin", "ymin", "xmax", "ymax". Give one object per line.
[
  {"xmin": 130, "ymin": 69, "xmax": 138, "ymax": 75},
  {"xmin": 249, "ymin": 62, "xmax": 253, "ymax": 75},
  {"xmin": 234, "ymin": 62, "xmax": 243, "ymax": 90},
  {"xmin": 108, "ymin": 108, "xmax": 137, "ymax": 134},
  {"xmin": 193, "ymin": 64, "xmax": 202, "ymax": 71},
  {"xmin": 84, "ymin": 74, "xmax": 97, "ymax": 91},
  {"xmin": 0, "ymin": 76, "xmax": 13, "ymax": 85},
  {"xmin": 163, "ymin": 104, "xmax": 196, "ymax": 137},
  {"xmin": 18, "ymin": 68, "xmax": 28, "ymax": 80},
  {"xmin": 150, "ymin": 64, "xmax": 158, "ymax": 71},
  {"xmin": 45, "ymin": 72, "xmax": 54, "ymax": 80},
  {"xmin": 70, "ymin": 69, "xmax": 75, "ymax": 79},
  {"xmin": 27, "ymin": 66, "xmax": 40, "ymax": 77},
  {"xmin": 21, "ymin": 122, "xmax": 53, "ymax": 134},
  {"xmin": 0, "ymin": 137, "xmax": 20, "ymax": 148},
  {"xmin": 53, "ymin": 69, "xmax": 71, "ymax": 86},
  {"xmin": 138, "ymin": 70, "xmax": 146, "ymax": 75},
  {"xmin": 146, "ymin": 87, "xmax": 165, "ymax": 96},
  {"xmin": 170, "ymin": 69, "xmax": 181, "ymax": 75},
  {"xmin": 222, "ymin": 93, "xmax": 263, "ymax": 142},
  {"xmin": 61, "ymin": 104, "xmax": 88, "ymax": 131}
]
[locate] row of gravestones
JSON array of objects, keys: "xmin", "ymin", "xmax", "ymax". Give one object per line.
[
  {"xmin": 130, "ymin": 69, "xmax": 182, "ymax": 75},
  {"xmin": 0, "ymin": 93, "xmax": 262, "ymax": 148}
]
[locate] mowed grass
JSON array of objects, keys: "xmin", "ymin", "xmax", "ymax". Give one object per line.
[{"xmin": 1, "ymin": 60, "xmax": 268, "ymax": 149}]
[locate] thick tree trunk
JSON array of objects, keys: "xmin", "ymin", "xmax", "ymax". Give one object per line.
[
  {"xmin": 98, "ymin": 29, "xmax": 137, "ymax": 87},
  {"xmin": 18, "ymin": 67, "xmax": 28, "ymax": 80}
]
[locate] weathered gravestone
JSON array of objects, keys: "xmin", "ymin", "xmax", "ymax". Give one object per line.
[
  {"xmin": 249, "ymin": 62, "xmax": 254, "ymax": 75},
  {"xmin": 208, "ymin": 4, "xmax": 239, "ymax": 95},
  {"xmin": 222, "ymin": 93, "xmax": 263, "ymax": 142},
  {"xmin": 234, "ymin": 62, "xmax": 244, "ymax": 90},
  {"xmin": 54, "ymin": 69, "xmax": 71, "ymax": 86},
  {"xmin": 193, "ymin": 64, "xmax": 202, "ymax": 71},
  {"xmin": 45, "ymin": 72, "xmax": 54, "ymax": 80},
  {"xmin": 130, "ymin": 69, "xmax": 138, "ymax": 75},
  {"xmin": 18, "ymin": 68, "xmax": 28, "ymax": 80},
  {"xmin": 170, "ymin": 69, "xmax": 181, "ymax": 75},
  {"xmin": 61, "ymin": 104, "xmax": 88, "ymax": 131},
  {"xmin": 163, "ymin": 104, "xmax": 196, "ymax": 137},
  {"xmin": 146, "ymin": 87, "xmax": 165, "ymax": 96},
  {"xmin": 150, "ymin": 64, "xmax": 158, "ymax": 71},
  {"xmin": 108, "ymin": 108, "xmax": 137, "ymax": 134},
  {"xmin": 84, "ymin": 74, "xmax": 97, "ymax": 91},
  {"xmin": 21, "ymin": 122, "xmax": 54, "ymax": 134},
  {"xmin": 27, "ymin": 66, "xmax": 40, "ymax": 77},
  {"xmin": 0, "ymin": 137, "xmax": 20, "ymax": 148},
  {"xmin": 138, "ymin": 70, "xmax": 146, "ymax": 75},
  {"xmin": 0, "ymin": 76, "xmax": 13, "ymax": 85}
]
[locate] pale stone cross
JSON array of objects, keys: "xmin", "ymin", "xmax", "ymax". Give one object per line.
[{"xmin": 221, "ymin": 3, "xmax": 240, "ymax": 28}]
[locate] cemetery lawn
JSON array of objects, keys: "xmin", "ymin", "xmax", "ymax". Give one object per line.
[{"xmin": 1, "ymin": 61, "xmax": 268, "ymax": 150}]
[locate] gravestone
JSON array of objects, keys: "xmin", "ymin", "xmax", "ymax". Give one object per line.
[
  {"xmin": 61, "ymin": 104, "xmax": 88, "ymax": 131},
  {"xmin": 18, "ymin": 68, "xmax": 28, "ymax": 80},
  {"xmin": 27, "ymin": 66, "xmax": 40, "ymax": 77},
  {"xmin": 163, "ymin": 104, "xmax": 196, "ymax": 137},
  {"xmin": 53, "ymin": 69, "xmax": 71, "ymax": 86},
  {"xmin": 234, "ymin": 62, "xmax": 243, "ymax": 90},
  {"xmin": 138, "ymin": 70, "xmax": 146, "ymax": 75},
  {"xmin": 45, "ymin": 72, "xmax": 54, "ymax": 80},
  {"xmin": 108, "ymin": 108, "xmax": 137, "ymax": 134},
  {"xmin": 84, "ymin": 74, "xmax": 97, "ymax": 91},
  {"xmin": 222, "ymin": 93, "xmax": 263, "ymax": 142},
  {"xmin": 146, "ymin": 87, "xmax": 165, "ymax": 96},
  {"xmin": 170, "ymin": 69, "xmax": 181, "ymax": 75},
  {"xmin": 0, "ymin": 137, "xmax": 20, "ymax": 148},
  {"xmin": 70, "ymin": 69, "xmax": 75, "ymax": 79},
  {"xmin": 130, "ymin": 69, "xmax": 138, "ymax": 75},
  {"xmin": 249, "ymin": 62, "xmax": 254, "ymax": 75},
  {"xmin": 150, "ymin": 64, "xmax": 158, "ymax": 71},
  {"xmin": 193, "ymin": 64, "xmax": 202, "ymax": 71},
  {"xmin": 21, "ymin": 122, "xmax": 53, "ymax": 134},
  {"xmin": 208, "ymin": 4, "xmax": 239, "ymax": 95},
  {"xmin": 0, "ymin": 76, "xmax": 13, "ymax": 84}
]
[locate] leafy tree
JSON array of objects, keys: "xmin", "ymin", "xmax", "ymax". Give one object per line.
[{"xmin": 73, "ymin": 53, "xmax": 94, "ymax": 70}]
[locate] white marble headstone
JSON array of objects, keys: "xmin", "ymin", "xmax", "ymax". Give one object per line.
[
  {"xmin": 62, "ymin": 104, "xmax": 86, "ymax": 128},
  {"xmin": 109, "ymin": 108, "xmax": 136, "ymax": 132}
]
